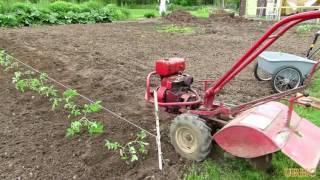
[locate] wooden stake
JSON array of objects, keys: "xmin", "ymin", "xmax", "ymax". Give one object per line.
[{"xmin": 153, "ymin": 90, "xmax": 163, "ymax": 170}]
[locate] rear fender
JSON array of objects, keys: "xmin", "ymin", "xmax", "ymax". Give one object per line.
[{"xmin": 213, "ymin": 101, "xmax": 320, "ymax": 173}]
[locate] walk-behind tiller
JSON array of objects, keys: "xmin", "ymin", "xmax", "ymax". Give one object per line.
[{"xmin": 145, "ymin": 11, "xmax": 320, "ymax": 173}]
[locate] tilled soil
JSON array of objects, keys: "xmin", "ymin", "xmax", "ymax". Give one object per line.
[
  {"xmin": 0, "ymin": 18, "xmax": 314, "ymax": 179},
  {"xmin": 164, "ymin": 10, "xmax": 207, "ymax": 24}
]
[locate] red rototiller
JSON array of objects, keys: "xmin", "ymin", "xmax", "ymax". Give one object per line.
[{"xmin": 145, "ymin": 11, "xmax": 320, "ymax": 173}]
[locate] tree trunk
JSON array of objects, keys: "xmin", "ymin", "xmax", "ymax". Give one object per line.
[{"xmin": 239, "ymin": 0, "xmax": 247, "ymax": 16}]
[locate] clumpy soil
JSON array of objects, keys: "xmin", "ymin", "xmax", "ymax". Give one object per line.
[
  {"xmin": 163, "ymin": 10, "xmax": 206, "ymax": 24},
  {"xmin": 0, "ymin": 17, "xmax": 314, "ymax": 179}
]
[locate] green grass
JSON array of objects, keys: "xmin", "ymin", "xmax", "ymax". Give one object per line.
[
  {"xmin": 188, "ymin": 6, "xmax": 211, "ymax": 18},
  {"xmin": 185, "ymin": 71, "xmax": 320, "ymax": 179},
  {"xmin": 296, "ymin": 24, "xmax": 320, "ymax": 35},
  {"xmin": 185, "ymin": 149, "xmax": 268, "ymax": 180},
  {"xmin": 125, "ymin": 5, "xmax": 214, "ymax": 20},
  {"xmin": 127, "ymin": 8, "xmax": 158, "ymax": 20}
]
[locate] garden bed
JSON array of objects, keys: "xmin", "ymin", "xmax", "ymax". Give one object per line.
[{"xmin": 0, "ymin": 18, "xmax": 314, "ymax": 179}]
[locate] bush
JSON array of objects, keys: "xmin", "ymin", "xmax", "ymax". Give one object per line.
[
  {"xmin": 81, "ymin": 1, "xmax": 104, "ymax": 11},
  {"xmin": 11, "ymin": 2, "xmax": 35, "ymax": 13},
  {"xmin": 100, "ymin": 4, "xmax": 129, "ymax": 20},
  {"xmin": 144, "ymin": 12, "xmax": 155, "ymax": 18},
  {"xmin": 9, "ymin": 3, "xmax": 44, "ymax": 26},
  {"xmin": 0, "ymin": 1, "xmax": 119, "ymax": 27},
  {"xmin": 48, "ymin": 1, "xmax": 82, "ymax": 13},
  {"xmin": 0, "ymin": 14, "xmax": 19, "ymax": 27}
]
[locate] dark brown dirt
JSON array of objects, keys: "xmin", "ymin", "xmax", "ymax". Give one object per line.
[
  {"xmin": 0, "ymin": 18, "xmax": 314, "ymax": 179},
  {"xmin": 163, "ymin": 10, "xmax": 207, "ymax": 24}
]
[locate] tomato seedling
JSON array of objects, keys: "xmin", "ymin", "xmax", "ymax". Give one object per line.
[{"xmin": 105, "ymin": 131, "xmax": 149, "ymax": 163}]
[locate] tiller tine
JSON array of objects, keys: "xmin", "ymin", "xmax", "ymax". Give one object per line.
[{"xmin": 213, "ymin": 101, "xmax": 320, "ymax": 173}]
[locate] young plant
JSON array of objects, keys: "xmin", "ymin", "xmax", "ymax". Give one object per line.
[
  {"xmin": 66, "ymin": 117, "xmax": 104, "ymax": 138},
  {"xmin": 66, "ymin": 100, "xmax": 104, "ymax": 137},
  {"xmin": 63, "ymin": 89, "xmax": 81, "ymax": 118},
  {"xmin": 1, "ymin": 51, "xmax": 106, "ymax": 148},
  {"xmin": 12, "ymin": 71, "xmax": 28, "ymax": 92},
  {"xmin": 105, "ymin": 131, "xmax": 149, "ymax": 163},
  {"xmin": 0, "ymin": 51, "xmax": 18, "ymax": 71}
]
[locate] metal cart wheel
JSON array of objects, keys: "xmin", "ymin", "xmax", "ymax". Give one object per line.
[
  {"xmin": 272, "ymin": 66, "xmax": 303, "ymax": 93},
  {"xmin": 253, "ymin": 62, "xmax": 272, "ymax": 81},
  {"xmin": 170, "ymin": 113, "xmax": 212, "ymax": 161}
]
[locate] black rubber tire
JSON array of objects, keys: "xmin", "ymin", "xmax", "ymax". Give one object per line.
[
  {"xmin": 253, "ymin": 62, "xmax": 272, "ymax": 81},
  {"xmin": 170, "ymin": 113, "xmax": 212, "ymax": 162},
  {"xmin": 272, "ymin": 66, "xmax": 303, "ymax": 93}
]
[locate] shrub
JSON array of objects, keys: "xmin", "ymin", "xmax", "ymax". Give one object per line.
[
  {"xmin": 0, "ymin": 1, "xmax": 115, "ymax": 27},
  {"xmin": 81, "ymin": 0, "xmax": 104, "ymax": 11},
  {"xmin": 144, "ymin": 12, "xmax": 155, "ymax": 18},
  {"xmin": 100, "ymin": 4, "xmax": 129, "ymax": 21},
  {"xmin": 0, "ymin": 14, "xmax": 19, "ymax": 27},
  {"xmin": 9, "ymin": 3, "xmax": 44, "ymax": 26},
  {"xmin": 48, "ymin": 1, "xmax": 81, "ymax": 13},
  {"xmin": 11, "ymin": 3, "xmax": 35, "ymax": 13}
]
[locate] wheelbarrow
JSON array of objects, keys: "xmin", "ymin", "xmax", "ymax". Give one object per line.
[
  {"xmin": 254, "ymin": 31, "xmax": 320, "ymax": 93},
  {"xmin": 145, "ymin": 11, "xmax": 320, "ymax": 173}
]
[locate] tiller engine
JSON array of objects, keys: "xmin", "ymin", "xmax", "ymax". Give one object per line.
[{"xmin": 146, "ymin": 58, "xmax": 201, "ymax": 113}]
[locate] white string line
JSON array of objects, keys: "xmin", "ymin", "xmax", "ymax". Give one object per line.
[{"xmin": 4, "ymin": 52, "xmax": 157, "ymax": 138}]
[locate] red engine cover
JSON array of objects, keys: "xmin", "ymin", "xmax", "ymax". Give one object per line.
[{"xmin": 155, "ymin": 58, "xmax": 186, "ymax": 76}]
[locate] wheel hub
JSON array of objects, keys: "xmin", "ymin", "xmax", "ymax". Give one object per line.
[
  {"xmin": 283, "ymin": 78, "xmax": 290, "ymax": 84},
  {"xmin": 176, "ymin": 127, "xmax": 197, "ymax": 154}
]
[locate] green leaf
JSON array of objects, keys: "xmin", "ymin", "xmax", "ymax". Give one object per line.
[
  {"xmin": 71, "ymin": 107, "xmax": 81, "ymax": 117},
  {"xmin": 138, "ymin": 144, "xmax": 145, "ymax": 154},
  {"xmin": 121, "ymin": 156, "xmax": 129, "ymax": 160},
  {"xmin": 137, "ymin": 131, "xmax": 147, "ymax": 140},
  {"xmin": 12, "ymin": 71, "xmax": 22, "ymax": 83},
  {"xmin": 83, "ymin": 101, "xmax": 103, "ymax": 114},
  {"xmin": 50, "ymin": 97, "xmax": 61, "ymax": 110},
  {"xmin": 131, "ymin": 154, "xmax": 138, "ymax": 162},
  {"xmin": 70, "ymin": 120, "xmax": 82, "ymax": 133},
  {"xmin": 89, "ymin": 101, "xmax": 103, "ymax": 112},
  {"xmin": 88, "ymin": 121, "xmax": 104, "ymax": 135},
  {"xmin": 66, "ymin": 128, "xmax": 75, "ymax": 138},
  {"xmin": 16, "ymin": 80, "xmax": 27, "ymax": 92},
  {"xmin": 63, "ymin": 89, "xmax": 78, "ymax": 98},
  {"xmin": 28, "ymin": 78, "xmax": 41, "ymax": 91},
  {"xmin": 105, "ymin": 140, "xmax": 121, "ymax": 150},
  {"xmin": 39, "ymin": 72, "xmax": 48, "ymax": 82},
  {"xmin": 129, "ymin": 146, "xmax": 136, "ymax": 154}
]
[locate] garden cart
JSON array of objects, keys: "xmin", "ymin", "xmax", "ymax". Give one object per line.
[
  {"xmin": 254, "ymin": 30, "xmax": 320, "ymax": 93},
  {"xmin": 145, "ymin": 11, "xmax": 320, "ymax": 173}
]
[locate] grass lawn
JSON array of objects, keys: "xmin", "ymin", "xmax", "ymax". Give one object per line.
[
  {"xmin": 184, "ymin": 72, "xmax": 320, "ymax": 179},
  {"xmin": 125, "ymin": 5, "xmax": 213, "ymax": 20},
  {"xmin": 127, "ymin": 8, "xmax": 159, "ymax": 20}
]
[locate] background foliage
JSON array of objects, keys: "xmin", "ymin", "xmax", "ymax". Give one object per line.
[{"xmin": 0, "ymin": 0, "xmax": 130, "ymax": 27}]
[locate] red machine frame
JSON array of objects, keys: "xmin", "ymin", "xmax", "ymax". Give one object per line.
[{"xmin": 145, "ymin": 11, "xmax": 320, "ymax": 118}]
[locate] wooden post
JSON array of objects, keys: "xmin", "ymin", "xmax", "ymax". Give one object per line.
[
  {"xmin": 153, "ymin": 90, "xmax": 163, "ymax": 170},
  {"xmin": 278, "ymin": 0, "xmax": 282, "ymax": 21}
]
